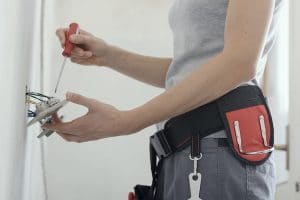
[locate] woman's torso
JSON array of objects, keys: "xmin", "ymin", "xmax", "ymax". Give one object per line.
[{"xmin": 156, "ymin": 0, "xmax": 283, "ymax": 131}]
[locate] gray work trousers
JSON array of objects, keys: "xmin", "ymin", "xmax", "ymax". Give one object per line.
[{"xmin": 156, "ymin": 136, "xmax": 276, "ymax": 200}]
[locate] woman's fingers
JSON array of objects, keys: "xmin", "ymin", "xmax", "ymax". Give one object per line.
[
  {"xmin": 57, "ymin": 132, "xmax": 85, "ymax": 143},
  {"xmin": 78, "ymin": 29, "xmax": 92, "ymax": 36},
  {"xmin": 71, "ymin": 47, "xmax": 93, "ymax": 58},
  {"xmin": 71, "ymin": 47, "xmax": 85, "ymax": 56},
  {"xmin": 56, "ymin": 27, "xmax": 92, "ymax": 48},
  {"xmin": 70, "ymin": 57, "xmax": 86, "ymax": 64},
  {"xmin": 69, "ymin": 34, "xmax": 92, "ymax": 46},
  {"xmin": 56, "ymin": 28, "xmax": 68, "ymax": 48},
  {"xmin": 56, "ymin": 132, "xmax": 97, "ymax": 143},
  {"xmin": 51, "ymin": 113, "xmax": 62, "ymax": 123},
  {"xmin": 70, "ymin": 57, "xmax": 92, "ymax": 65}
]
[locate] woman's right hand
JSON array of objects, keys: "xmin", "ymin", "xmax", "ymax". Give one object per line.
[{"xmin": 56, "ymin": 28, "xmax": 111, "ymax": 66}]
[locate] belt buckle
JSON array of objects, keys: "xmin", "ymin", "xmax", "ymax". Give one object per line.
[{"xmin": 150, "ymin": 130, "xmax": 172, "ymax": 159}]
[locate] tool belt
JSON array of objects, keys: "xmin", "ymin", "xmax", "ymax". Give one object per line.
[{"xmin": 128, "ymin": 85, "xmax": 274, "ymax": 200}]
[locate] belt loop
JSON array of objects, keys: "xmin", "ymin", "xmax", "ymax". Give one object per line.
[
  {"xmin": 150, "ymin": 142, "xmax": 157, "ymax": 178},
  {"xmin": 190, "ymin": 133, "xmax": 201, "ymax": 158},
  {"xmin": 150, "ymin": 130, "xmax": 172, "ymax": 159}
]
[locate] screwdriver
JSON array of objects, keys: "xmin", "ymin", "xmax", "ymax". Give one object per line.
[{"xmin": 54, "ymin": 23, "xmax": 79, "ymax": 93}]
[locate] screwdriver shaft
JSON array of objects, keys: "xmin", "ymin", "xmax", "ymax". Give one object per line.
[{"xmin": 54, "ymin": 57, "xmax": 67, "ymax": 93}]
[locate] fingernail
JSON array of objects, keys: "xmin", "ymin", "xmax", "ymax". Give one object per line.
[
  {"xmin": 86, "ymin": 51, "xmax": 92, "ymax": 57},
  {"xmin": 70, "ymin": 35, "xmax": 75, "ymax": 41},
  {"xmin": 41, "ymin": 125, "xmax": 49, "ymax": 130},
  {"xmin": 78, "ymin": 51, "xmax": 84, "ymax": 56}
]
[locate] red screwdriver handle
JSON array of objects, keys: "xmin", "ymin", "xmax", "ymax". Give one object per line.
[{"xmin": 62, "ymin": 23, "xmax": 79, "ymax": 57}]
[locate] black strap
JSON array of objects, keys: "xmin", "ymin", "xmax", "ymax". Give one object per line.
[
  {"xmin": 162, "ymin": 100, "xmax": 224, "ymax": 155},
  {"xmin": 149, "ymin": 143, "xmax": 163, "ymax": 200},
  {"xmin": 152, "ymin": 85, "xmax": 266, "ymax": 157}
]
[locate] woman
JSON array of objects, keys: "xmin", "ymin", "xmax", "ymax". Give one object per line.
[{"xmin": 46, "ymin": 0, "xmax": 282, "ymax": 199}]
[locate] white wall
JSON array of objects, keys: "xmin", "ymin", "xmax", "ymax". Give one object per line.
[
  {"xmin": 286, "ymin": 0, "xmax": 300, "ymax": 198},
  {"xmin": 0, "ymin": 0, "xmax": 45, "ymax": 200},
  {"xmin": 276, "ymin": 0, "xmax": 300, "ymax": 199},
  {"xmin": 267, "ymin": 1, "xmax": 289, "ymax": 184},
  {"xmin": 0, "ymin": 1, "xmax": 26, "ymax": 199},
  {"xmin": 44, "ymin": 1, "xmax": 173, "ymax": 199}
]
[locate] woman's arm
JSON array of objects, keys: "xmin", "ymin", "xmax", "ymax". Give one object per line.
[
  {"xmin": 56, "ymin": 29, "xmax": 171, "ymax": 88},
  {"xmin": 45, "ymin": 0, "xmax": 276, "ymax": 142},
  {"xmin": 129, "ymin": 0, "xmax": 276, "ymax": 130},
  {"xmin": 105, "ymin": 46, "xmax": 171, "ymax": 88}
]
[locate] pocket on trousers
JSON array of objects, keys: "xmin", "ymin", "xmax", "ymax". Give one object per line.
[
  {"xmin": 246, "ymin": 153, "xmax": 276, "ymax": 200},
  {"xmin": 218, "ymin": 148, "xmax": 247, "ymax": 200}
]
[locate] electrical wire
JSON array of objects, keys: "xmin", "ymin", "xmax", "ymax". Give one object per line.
[
  {"xmin": 26, "ymin": 93, "xmax": 41, "ymax": 118},
  {"xmin": 27, "ymin": 110, "xmax": 36, "ymax": 117},
  {"xmin": 26, "ymin": 92, "xmax": 52, "ymax": 103},
  {"xmin": 26, "ymin": 99, "xmax": 38, "ymax": 105},
  {"xmin": 28, "ymin": 95, "xmax": 44, "ymax": 102},
  {"xmin": 28, "ymin": 110, "xmax": 36, "ymax": 114},
  {"xmin": 27, "ymin": 92, "xmax": 52, "ymax": 99}
]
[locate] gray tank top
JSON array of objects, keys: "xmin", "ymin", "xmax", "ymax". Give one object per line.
[{"xmin": 156, "ymin": 0, "xmax": 283, "ymax": 131}]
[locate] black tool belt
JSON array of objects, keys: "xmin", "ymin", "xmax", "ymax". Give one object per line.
[{"xmin": 130, "ymin": 85, "xmax": 274, "ymax": 200}]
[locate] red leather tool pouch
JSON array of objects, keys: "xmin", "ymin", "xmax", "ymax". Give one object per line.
[{"xmin": 216, "ymin": 85, "xmax": 274, "ymax": 165}]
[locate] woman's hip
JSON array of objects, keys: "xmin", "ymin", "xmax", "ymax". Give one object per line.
[{"xmin": 157, "ymin": 137, "xmax": 276, "ymax": 200}]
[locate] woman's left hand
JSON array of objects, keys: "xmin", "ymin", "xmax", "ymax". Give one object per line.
[{"xmin": 43, "ymin": 92, "xmax": 138, "ymax": 143}]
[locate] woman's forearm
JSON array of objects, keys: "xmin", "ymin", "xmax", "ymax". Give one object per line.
[
  {"xmin": 104, "ymin": 45, "xmax": 172, "ymax": 88},
  {"xmin": 127, "ymin": 52, "xmax": 255, "ymax": 131}
]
